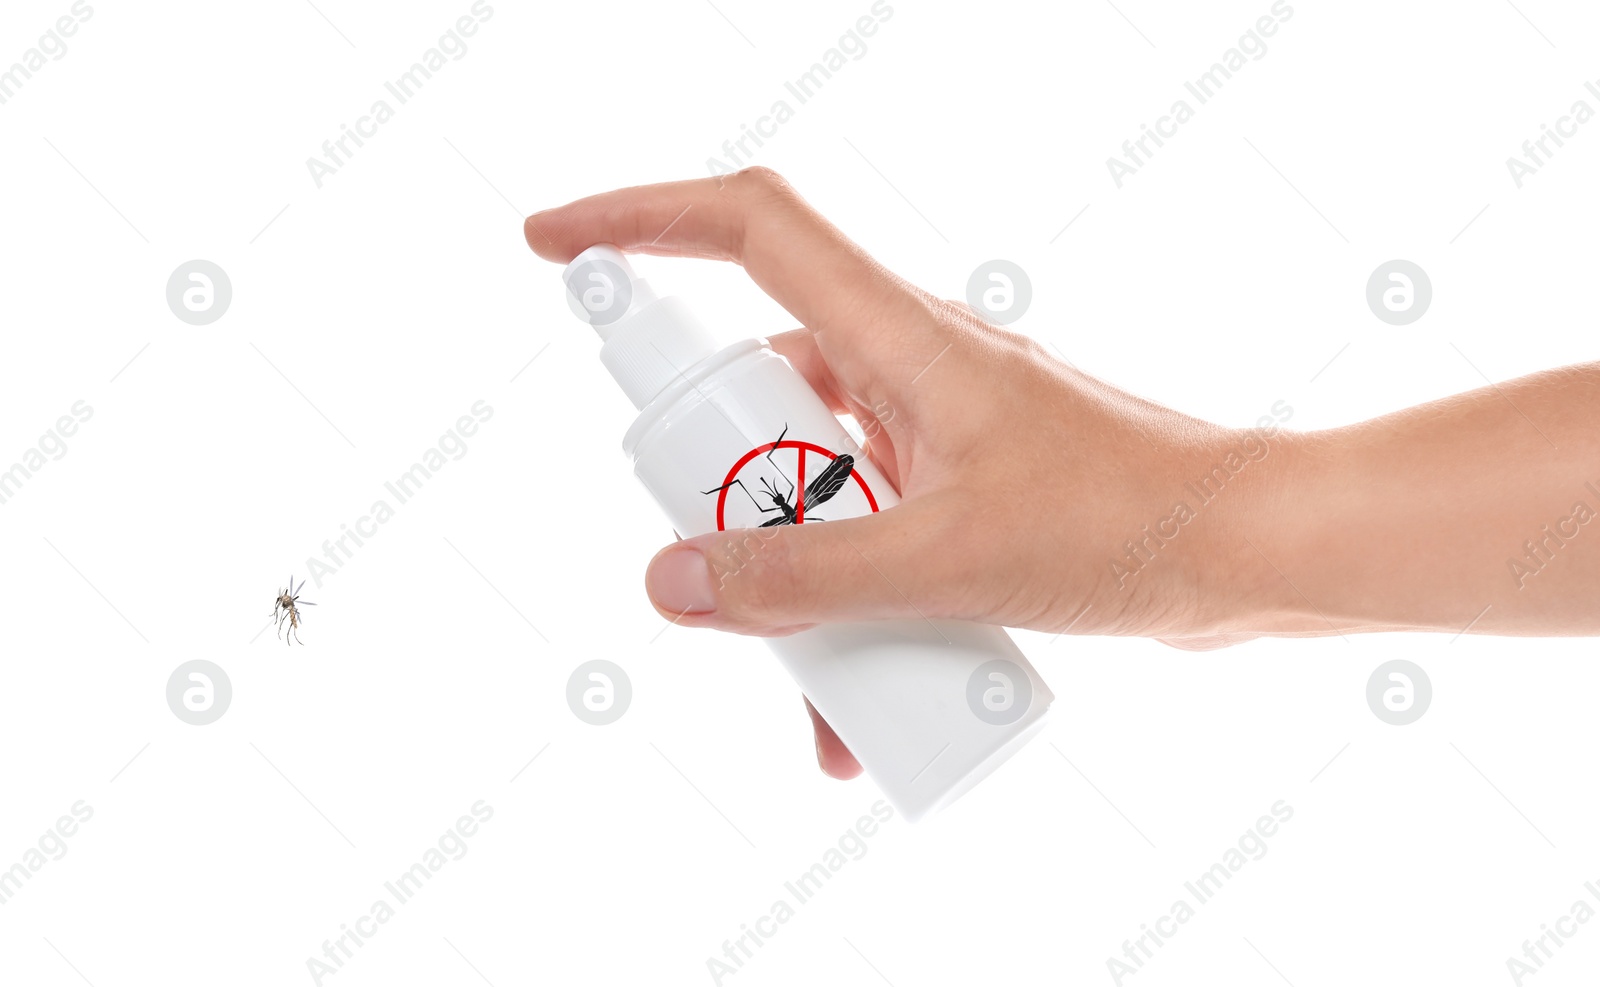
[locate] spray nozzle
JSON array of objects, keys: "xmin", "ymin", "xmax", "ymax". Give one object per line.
[
  {"xmin": 562, "ymin": 244, "xmax": 659, "ymax": 338},
  {"xmin": 560, "ymin": 243, "xmax": 719, "ymax": 410}
]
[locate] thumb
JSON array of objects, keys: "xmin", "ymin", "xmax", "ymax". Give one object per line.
[{"xmin": 644, "ymin": 505, "xmax": 945, "ymax": 635}]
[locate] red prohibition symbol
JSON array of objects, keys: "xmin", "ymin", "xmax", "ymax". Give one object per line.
[{"xmin": 707, "ymin": 425, "xmax": 879, "ymax": 532}]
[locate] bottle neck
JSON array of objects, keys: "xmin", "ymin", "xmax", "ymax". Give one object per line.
[{"xmin": 600, "ymin": 295, "xmax": 719, "ymax": 409}]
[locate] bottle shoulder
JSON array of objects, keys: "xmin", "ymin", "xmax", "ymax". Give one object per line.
[{"xmin": 621, "ymin": 338, "xmax": 781, "ymax": 459}]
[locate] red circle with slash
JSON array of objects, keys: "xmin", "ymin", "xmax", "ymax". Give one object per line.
[{"xmin": 712, "ymin": 438, "xmax": 879, "ymax": 532}]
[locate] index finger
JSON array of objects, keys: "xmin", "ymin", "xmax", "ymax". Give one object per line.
[{"xmin": 523, "ymin": 168, "xmax": 938, "ymax": 347}]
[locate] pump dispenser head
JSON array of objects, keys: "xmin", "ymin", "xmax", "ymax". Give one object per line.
[{"xmin": 563, "ymin": 244, "xmax": 719, "ymax": 410}]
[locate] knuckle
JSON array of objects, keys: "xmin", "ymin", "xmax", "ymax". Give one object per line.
[
  {"xmin": 713, "ymin": 167, "xmax": 800, "ymax": 261},
  {"xmin": 728, "ymin": 165, "xmax": 796, "ymax": 202},
  {"xmin": 1014, "ymin": 330, "xmax": 1050, "ymax": 364},
  {"xmin": 731, "ymin": 164, "xmax": 785, "ymax": 187}
]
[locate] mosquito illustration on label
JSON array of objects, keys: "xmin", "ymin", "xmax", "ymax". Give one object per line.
[{"xmin": 702, "ymin": 425, "xmax": 856, "ymax": 526}]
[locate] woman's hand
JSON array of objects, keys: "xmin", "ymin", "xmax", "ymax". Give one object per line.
[
  {"xmin": 526, "ymin": 168, "xmax": 1281, "ymax": 641},
  {"xmin": 526, "ymin": 167, "xmax": 1600, "ymax": 777}
]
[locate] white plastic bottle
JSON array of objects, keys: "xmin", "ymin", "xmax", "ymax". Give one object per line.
[{"xmin": 563, "ymin": 244, "xmax": 1054, "ymax": 822}]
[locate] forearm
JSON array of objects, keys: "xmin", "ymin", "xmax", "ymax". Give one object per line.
[{"xmin": 1233, "ymin": 362, "xmax": 1600, "ymax": 637}]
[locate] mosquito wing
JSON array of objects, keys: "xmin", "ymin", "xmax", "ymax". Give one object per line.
[{"xmin": 800, "ymin": 455, "xmax": 854, "ymax": 512}]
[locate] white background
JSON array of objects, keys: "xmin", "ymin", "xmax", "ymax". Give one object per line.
[{"xmin": 1, "ymin": 0, "xmax": 1598, "ymax": 984}]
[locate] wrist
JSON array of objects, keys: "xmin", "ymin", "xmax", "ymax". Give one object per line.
[{"xmin": 1189, "ymin": 416, "xmax": 1326, "ymax": 638}]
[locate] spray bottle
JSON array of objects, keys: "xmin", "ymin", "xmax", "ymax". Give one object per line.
[{"xmin": 563, "ymin": 244, "xmax": 1054, "ymax": 821}]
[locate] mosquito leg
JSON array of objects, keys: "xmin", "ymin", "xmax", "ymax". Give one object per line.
[
  {"xmin": 701, "ymin": 478, "xmax": 781, "ymax": 513},
  {"xmin": 764, "ymin": 452, "xmax": 794, "ymax": 490},
  {"xmin": 764, "ymin": 425, "xmax": 794, "ymax": 488}
]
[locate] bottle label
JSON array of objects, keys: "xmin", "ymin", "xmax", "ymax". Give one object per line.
[{"xmin": 702, "ymin": 423, "xmax": 881, "ymax": 530}]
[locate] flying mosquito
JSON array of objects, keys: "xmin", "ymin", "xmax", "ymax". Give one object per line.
[
  {"xmin": 271, "ymin": 575, "xmax": 317, "ymax": 646},
  {"xmin": 701, "ymin": 425, "xmax": 855, "ymax": 526}
]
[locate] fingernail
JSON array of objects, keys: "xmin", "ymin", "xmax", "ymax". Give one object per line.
[{"xmin": 648, "ymin": 547, "xmax": 717, "ymax": 614}]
